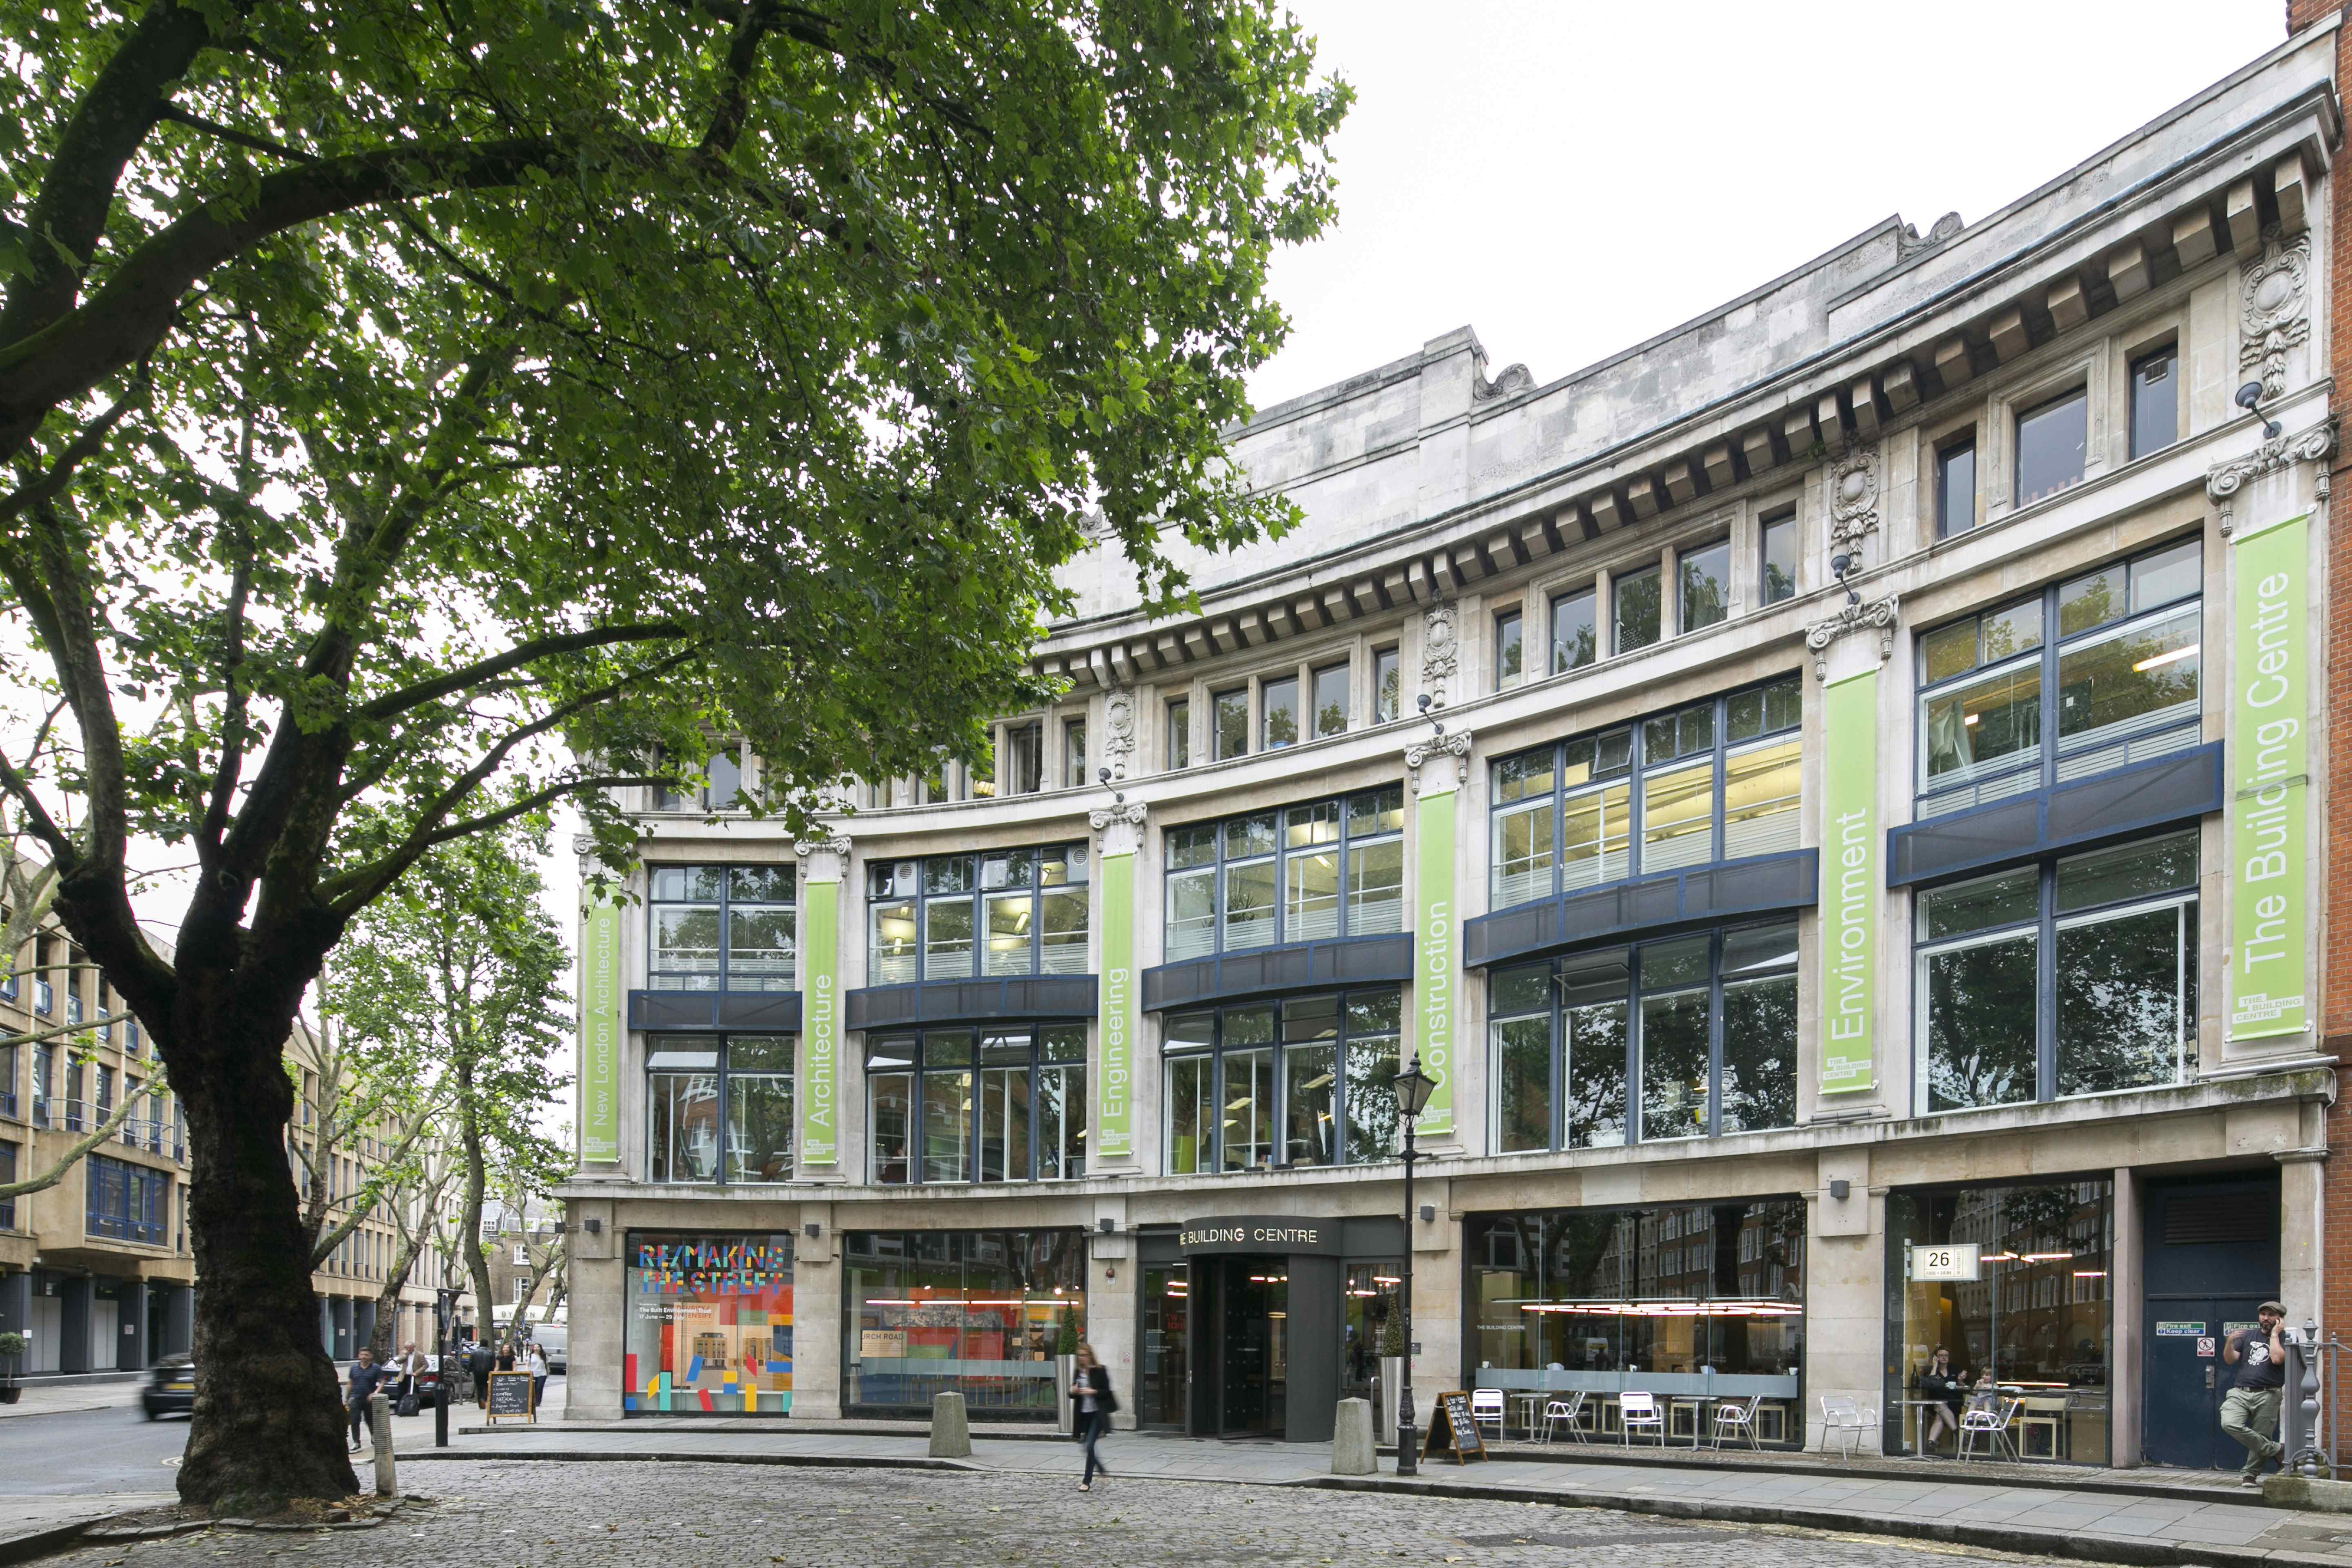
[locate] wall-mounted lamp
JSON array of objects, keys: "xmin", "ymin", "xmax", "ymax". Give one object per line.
[
  {"xmin": 1105, "ymin": 1265, "xmax": 1117, "ymax": 1281},
  {"xmin": 803, "ymin": 1222, "xmax": 822, "ymax": 1241},
  {"xmin": 2237, "ymin": 381, "xmax": 2283, "ymax": 439},
  {"xmin": 1419, "ymin": 1204, "xmax": 1436, "ymax": 1223},
  {"xmin": 1097, "ymin": 765, "xmax": 1124, "ymax": 806},
  {"xmin": 583, "ymin": 1217, "xmax": 602, "ymax": 1235},
  {"xmin": 1829, "ymin": 1179, "xmax": 1851, "ymax": 1201},
  {"xmin": 1416, "ymin": 691, "xmax": 1444, "ymax": 739},
  {"xmin": 1097, "ymin": 1217, "xmax": 1116, "ymax": 1234}
]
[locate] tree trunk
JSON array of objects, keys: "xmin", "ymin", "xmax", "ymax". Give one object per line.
[
  {"xmin": 455, "ymin": 1059, "xmax": 495, "ymax": 1356},
  {"xmin": 174, "ymin": 1001, "xmax": 355, "ymax": 1513}
]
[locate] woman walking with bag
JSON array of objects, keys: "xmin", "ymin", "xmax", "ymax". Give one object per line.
[{"xmin": 1071, "ymin": 1343, "xmax": 1116, "ymax": 1492}]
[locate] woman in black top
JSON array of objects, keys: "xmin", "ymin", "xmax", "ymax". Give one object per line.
[
  {"xmin": 1071, "ymin": 1343, "xmax": 1117, "ymax": 1491},
  {"xmin": 1915, "ymin": 1348, "xmax": 1963, "ymax": 1454}
]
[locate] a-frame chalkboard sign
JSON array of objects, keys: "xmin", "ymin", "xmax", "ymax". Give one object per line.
[{"xmin": 1423, "ymin": 1390, "xmax": 1487, "ymax": 1464}]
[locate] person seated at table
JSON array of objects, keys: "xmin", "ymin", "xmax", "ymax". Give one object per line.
[
  {"xmin": 1915, "ymin": 1348, "xmax": 1964, "ymax": 1454},
  {"xmin": 1962, "ymin": 1370, "xmax": 2001, "ymax": 1418}
]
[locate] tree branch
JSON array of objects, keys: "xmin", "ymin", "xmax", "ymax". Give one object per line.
[
  {"xmin": 359, "ymin": 623, "xmax": 689, "ymax": 723},
  {"xmin": 0, "ymin": 1080, "xmax": 167, "ymax": 1199}
]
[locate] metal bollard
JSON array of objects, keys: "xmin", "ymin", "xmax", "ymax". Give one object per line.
[{"xmin": 368, "ymin": 1391, "xmax": 398, "ymax": 1498}]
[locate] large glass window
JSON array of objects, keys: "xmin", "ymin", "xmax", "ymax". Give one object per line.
[
  {"xmin": 1312, "ymin": 662, "xmax": 1350, "ymax": 739},
  {"xmin": 1162, "ymin": 989, "xmax": 1400, "ymax": 1174},
  {"xmin": 1495, "ymin": 611, "xmax": 1524, "ymax": 690},
  {"xmin": 869, "ymin": 844, "xmax": 1088, "ymax": 985},
  {"xmin": 1163, "ymin": 787, "xmax": 1403, "ymax": 962},
  {"xmin": 86, "ymin": 1153, "xmax": 166, "ymax": 1244},
  {"xmin": 1916, "ymin": 538, "xmax": 2201, "ymax": 815},
  {"xmin": 1613, "ymin": 564, "xmax": 1662, "ymax": 654},
  {"xmin": 1007, "ymin": 724, "xmax": 1045, "ymax": 794},
  {"xmin": 648, "ymin": 864, "xmax": 797, "ymax": 992},
  {"xmin": 1467, "ymin": 1203, "xmax": 1806, "ymax": 1446},
  {"xmin": 1886, "ymin": 1180, "xmax": 2112, "ymax": 1463},
  {"xmin": 624, "ymin": 1232, "xmax": 795, "ymax": 1415},
  {"xmin": 1373, "ymin": 647, "xmax": 1401, "ymax": 724},
  {"xmin": 2015, "ymin": 387, "xmax": 2089, "ymax": 506},
  {"xmin": 1490, "ymin": 676, "xmax": 1800, "ymax": 910},
  {"xmin": 1167, "ymin": 699, "xmax": 1191, "ymax": 770},
  {"xmin": 1759, "ymin": 512, "xmax": 1797, "ymax": 606},
  {"xmin": 1936, "ymin": 436, "xmax": 1977, "ymax": 539},
  {"xmin": 867, "ymin": 1025, "xmax": 1086, "ymax": 1185},
  {"xmin": 2128, "ymin": 347, "xmax": 2177, "ymax": 460},
  {"xmin": 1679, "ymin": 539, "xmax": 1730, "ymax": 633},
  {"xmin": 647, "ymin": 1035, "xmax": 795, "ymax": 1183},
  {"xmin": 1213, "ymin": 688, "xmax": 1249, "ymax": 760},
  {"xmin": 1261, "ymin": 675, "xmax": 1299, "ymax": 751},
  {"xmin": 1489, "ymin": 921, "xmax": 1797, "ymax": 1153},
  {"xmin": 844, "ymin": 1229, "xmax": 1085, "ymax": 1418},
  {"xmin": 1915, "ymin": 830, "xmax": 2196, "ymax": 1114},
  {"xmin": 1550, "ymin": 586, "xmax": 1597, "ymax": 673}
]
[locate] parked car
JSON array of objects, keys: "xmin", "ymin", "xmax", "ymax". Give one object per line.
[{"xmin": 141, "ymin": 1356, "xmax": 194, "ymax": 1420}]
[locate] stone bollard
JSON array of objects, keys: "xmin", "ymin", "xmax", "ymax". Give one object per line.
[
  {"xmin": 367, "ymin": 1392, "xmax": 398, "ymax": 1499},
  {"xmin": 1331, "ymin": 1397, "xmax": 1376, "ymax": 1475},
  {"xmin": 929, "ymin": 1390, "xmax": 972, "ymax": 1458}
]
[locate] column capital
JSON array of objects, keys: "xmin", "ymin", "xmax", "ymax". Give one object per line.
[
  {"xmin": 792, "ymin": 832, "xmax": 852, "ymax": 878},
  {"xmin": 1089, "ymin": 799, "xmax": 1148, "ymax": 857},
  {"xmin": 1404, "ymin": 729, "xmax": 1472, "ymax": 792},
  {"xmin": 2207, "ymin": 417, "xmax": 2336, "ymax": 535},
  {"xmin": 1803, "ymin": 591, "xmax": 1900, "ymax": 681}
]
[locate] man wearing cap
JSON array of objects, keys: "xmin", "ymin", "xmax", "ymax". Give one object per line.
[{"xmin": 2220, "ymin": 1301, "xmax": 2289, "ymax": 1486}]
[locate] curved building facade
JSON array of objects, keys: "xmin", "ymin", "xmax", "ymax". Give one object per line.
[{"xmin": 561, "ymin": 27, "xmax": 2341, "ymax": 1466}]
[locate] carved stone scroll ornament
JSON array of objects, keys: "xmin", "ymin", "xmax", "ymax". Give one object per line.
[
  {"xmin": 1101, "ymin": 686, "xmax": 1136, "ymax": 778},
  {"xmin": 1404, "ymin": 729, "xmax": 1474, "ymax": 792},
  {"xmin": 2240, "ymin": 232, "xmax": 2312, "ymax": 403},
  {"xmin": 1826, "ymin": 441, "xmax": 1880, "ymax": 554},
  {"xmin": 1803, "ymin": 593, "xmax": 1901, "ymax": 682},
  {"xmin": 2206, "ymin": 419, "xmax": 2337, "ymax": 536},
  {"xmin": 1472, "ymin": 361, "xmax": 1535, "ymax": 402},
  {"xmin": 792, "ymin": 832, "xmax": 853, "ymax": 860},
  {"xmin": 1086, "ymin": 800, "xmax": 1149, "ymax": 831},
  {"xmin": 1420, "ymin": 599, "xmax": 1458, "ymax": 709}
]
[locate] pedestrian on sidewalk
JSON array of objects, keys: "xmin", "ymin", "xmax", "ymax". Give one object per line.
[
  {"xmin": 469, "ymin": 1336, "xmax": 496, "ymax": 1410},
  {"xmin": 391, "ymin": 1342, "xmax": 423, "ymax": 1410},
  {"xmin": 1915, "ymin": 1349, "xmax": 1963, "ymax": 1456},
  {"xmin": 2221, "ymin": 1300, "xmax": 2290, "ymax": 1486},
  {"xmin": 1071, "ymin": 1342, "xmax": 1116, "ymax": 1492},
  {"xmin": 526, "ymin": 1341, "xmax": 549, "ymax": 1414},
  {"xmin": 343, "ymin": 1347, "xmax": 387, "ymax": 1453}
]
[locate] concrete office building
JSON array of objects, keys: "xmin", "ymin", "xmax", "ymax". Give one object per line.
[{"xmin": 561, "ymin": 26, "xmax": 2341, "ymax": 1466}]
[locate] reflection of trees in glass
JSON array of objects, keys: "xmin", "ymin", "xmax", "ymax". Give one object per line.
[
  {"xmin": 2057, "ymin": 906, "xmax": 2187, "ymax": 1094},
  {"xmin": 1925, "ymin": 937, "xmax": 2037, "ymax": 1110},
  {"xmin": 1639, "ymin": 991, "xmax": 1709, "ymax": 1138},
  {"xmin": 1720, "ymin": 976, "xmax": 1797, "ymax": 1131},
  {"xmin": 1564, "ymin": 1001, "xmax": 1627, "ymax": 1147}
]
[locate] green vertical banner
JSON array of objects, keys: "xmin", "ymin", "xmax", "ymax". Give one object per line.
[
  {"xmin": 2228, "ymin": 512, "xmax": 2310, "ymax": 1040},
  {"xmin": 800, "ymin": 872, "xmax": 840, "ymax": 1164},
  {"xmin": 580, "ymin": 895, "xmax": 621, "ymax": 1163},
  {"xmin": 1096, "ymin": 851, "xmax": 1136, "ymax": 1162},
  {"xmin": 1818, "ymin": 668, "xmax": 1880, "ymax": 1095},
  {"xmin": 1412, "ymin": 776, "xmax": 1458, "ymax": 1136}
]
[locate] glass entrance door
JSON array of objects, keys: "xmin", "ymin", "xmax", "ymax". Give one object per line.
[{"xmin": 1217, "ymin": 1256, "xmax": 1287, "ymax": 1435}]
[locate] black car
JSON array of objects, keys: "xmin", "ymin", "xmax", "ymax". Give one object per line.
[{"xmin": 141, "ymin": 1356, "xmax": 194, "ymax": 1420}]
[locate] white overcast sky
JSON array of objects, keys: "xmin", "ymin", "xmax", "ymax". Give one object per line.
[{"xmin": 535, "ymin": 0, "xmax": 2299, "ymax": 1134}]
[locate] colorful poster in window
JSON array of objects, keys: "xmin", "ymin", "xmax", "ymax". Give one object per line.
[
  {"xmin": 1412, "ymin": 765, "xmax": 1458, "ymax": 1136},
  {"xmin": 1818, "ymin": 668, "xmax": 1878, "ymax": 1095},
  {"xmin": 2228, "ymin": 511, "xmax": 2309, "ymax": 1040},
  {"xmin": 1096, "ymin": 849, "xmax": 1136, "ymax": 1161},
  {"xmin": 580, "ymin": 895, "xmax": 621, "ymax": 1163},
  {"xmin": 624, "ymin": 1234, "xmax": 795, "ymax": 1414},
  {"xmin": 800, "ymin": 873, "xmax": 840, "ymax": 1164}
]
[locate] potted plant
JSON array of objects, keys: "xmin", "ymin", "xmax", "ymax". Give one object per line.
[
  {"xmin": 0, "ymin": 1331, "xmax": 26, "ymax": 1404},
  {"xmin": 1054, "ymin": 1303, "xmax": 1080, "ymax": 1435},
  {"xmin": 1377, "ymin": 1296, "xmax": 1405, "ymax": 1440}
]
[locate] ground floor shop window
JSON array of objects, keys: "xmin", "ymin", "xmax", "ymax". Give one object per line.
[
  {"xmin": 867, "ymin": 1025, "xmax": 1087, "ymax": 1185},
  {"xmin": 645, "ymin": 1034, "xmax": 795, "ymax": 1183},
  {"xmin": 1488, "ymin": 922, "xmax": 1798, "ymax": 1151},
  {"xmin": 1884, "ymin": 1179, "xmax": 2111, "ymax": 1463},
  {"xmin": 623, "ymin": 1232, "xmax": 795, "ymax": 1414},
  {"xmin": 1466, "ymin": 1201, "xmax": 1805, "ymax": 1445},
  {"xmin": 844, "ymin": 1229, "xmax": 1085, "ymax": 1418},
  {"xmin": 1140, "ymin": 1263, "xmax": 1190, "ymax": 1427},
  {"xmin": 1915, "ymin": 831, "xmax": 2196, "ymax": 1112}
]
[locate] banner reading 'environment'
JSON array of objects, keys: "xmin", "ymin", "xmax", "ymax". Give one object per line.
[{"xmin": 1818, "ymin": 668, "xmax": 1879, "ymax": 1096}]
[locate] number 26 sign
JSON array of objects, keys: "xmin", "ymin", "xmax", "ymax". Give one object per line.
[{"xmin": 1908, "ymin": 1243, "xmax": 1981, "ymax": 1282}]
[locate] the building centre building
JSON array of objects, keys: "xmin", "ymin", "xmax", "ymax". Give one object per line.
[{"xmin": 559, "ymin": 24, "xmax": 2341, "ymax": 1467}]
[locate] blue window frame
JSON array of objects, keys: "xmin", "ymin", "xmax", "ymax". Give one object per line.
[
  {"xmin": 868, "ymin": 845, "xmax": 1089, "ymax": 986},
  {"xmin": 1163, "ymin": 788, "xmax": 1403, "ymax": 964},
  {"xmin": 86, "ymin": 1154, "xmax": 166, "ymax": 1244},
  {"xmin": 647, "ymin": 864, "xmax": 797, "ymax": 992}
]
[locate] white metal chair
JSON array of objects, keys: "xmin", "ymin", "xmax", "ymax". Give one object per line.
[
  {"xmin": 1539, "ymin": 1391, "xmax": 1588, "ymax": 1444},
  {"xmin": 1619, "ymin": 1390, "xmax": 1666, "ymax": 1447},
  {"xmin": 1817, "ymin": 1394, "xmax": 1881, "ymax": 1459},
  {"xmin": 1959, "ymin": 1396, "xmax": 2022, "ymax": 1461},
  {"xmin": 1470, "ymin": 1387, "xmax": 1506, "ymax": 1441},
  {"xmin": 1709, "ymin": 1394, "xmax": 1762, "ymax": 1451}
]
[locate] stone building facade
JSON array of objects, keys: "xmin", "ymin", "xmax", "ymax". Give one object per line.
[{"xmin": 561, "ymin": 25, "xmax": 2340, "ymax": 1465}]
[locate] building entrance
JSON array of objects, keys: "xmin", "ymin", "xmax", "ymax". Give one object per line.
[
  {"xmin": 1202, "ymin": 1256, "xmax": 1287, "ymax": 1435},
  {"xmin": 2141, "ymin": 1171, "xmax": 2280, "ymax": 1469}
]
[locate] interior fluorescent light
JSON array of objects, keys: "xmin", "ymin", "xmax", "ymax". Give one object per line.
[{"xmin": 2132, "ymin": 643, "xmax": 2198, "ymax": 673}]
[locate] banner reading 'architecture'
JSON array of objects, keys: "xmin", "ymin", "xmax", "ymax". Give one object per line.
[{"xmin": 799, "ymin": 871, "xmax": 840, "ymax": 1164}]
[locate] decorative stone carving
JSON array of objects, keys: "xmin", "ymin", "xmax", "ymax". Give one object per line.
[
  {"xmin": 1405, "ymin": 729, "xmax": 1473, "ymax": 792},
  {"xmin": 1826, "ymin": 441, "xmax": 1880, "ymax": 554},
  {"xmin": 1803, "ymin": 593, "xmax": 1901, "ymax": 681},
  {"xmin": 792, "ymin": 831, "xmax": 853, "ymax": 860},
  {"xmin": 1473, "ymin": 361, "xmax": 1534, "ymax": 402},
  {"xmin": 1101, "ymin": 685, "xmax": 1136, "ymax": 779},
  {"xmin": 1896, "ymin": 211, "xmax": 1964, "ymax": 261},
  {"xmin": 1420, "ymin": 599, "xmax": 1457, "ymax": 709},
  {"xmin": 2240, "ymin": 232, "xmax": 2311, "ymax": 402},
  {"xmin": 571, "ymin": 832, "xmax": 599, "ymax": 876},
  {"xmin": 1087, "ymin": 800, "xmax": 1149, "ymax": 831},
  {"xmin": 2206, "ymin": 418, "xmax": 2337, "ymax": 535}
]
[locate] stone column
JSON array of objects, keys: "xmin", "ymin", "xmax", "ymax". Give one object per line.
[
  {"xmin": 1087, "ymin": 1201, "xmax": 1137, "ymax": 1428},
  {"xmin": 1805, "ymin": 1151, "xmax": 1884, "ymax": 1452},
  {"xmin": 120, "ymin": 1275, "xmax": 148, "ymax": 1371},
  {"xmin": 2110, "ymin": 1167, "xmax": 2144, "ymax": 1468},
  {"xmin": 164, "ymin": 1285, "xmax": 192, "ymax": 1358},
  {"xmin": 1087, "ymin": 802, "xmax": 1147, "ymax": 1178},
  {"xmin": 793, "ymin": 1203, "xmax": 843, "ymax": 1419},
  {"xmin": 353, "ymin": 1299, "xmax": 376, "ymax": 1359},
  {"xmin": 0, "ymin": 1270, "xmax": 28, "ymax": 1341},
  {"xmin": 59, "ymin": 1276, "xmax": 89, "ymax": 1374},
  {"xmin": 2280, "ymin": 1149, "xmax": 2327, "ymax": 1325}
]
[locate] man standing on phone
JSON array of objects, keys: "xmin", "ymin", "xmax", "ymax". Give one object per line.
[{"xmin": 2220, "ymin": 1301, "xmax": 2289, "ymax": 1486}]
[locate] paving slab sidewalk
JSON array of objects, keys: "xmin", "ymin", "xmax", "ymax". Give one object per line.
[
  {"xmin": 0, "ymin": 1493, "xmax": 177, "ymax": 1566},
  {"xmin": 382, "ymin": 1424, "xmax": 2352, "ymax": 1568}
]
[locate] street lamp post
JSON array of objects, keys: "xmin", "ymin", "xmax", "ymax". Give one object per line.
[{"xmin": 1391, "ymin": 1052, "xmax": 1437, "ymax": 1476}]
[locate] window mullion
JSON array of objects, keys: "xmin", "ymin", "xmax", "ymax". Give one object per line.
[
  {"xmin": 1552, "ymin": 966, "xmax": 1568, "ymax": 1153},
  {"xmin": 2037, "ymin": 865, "xmax": 2058, "ymax": 1103},
  {"xmin": 1625, "ymin": 947, "xmax": 1644, "ymax": 1147},
  {"xmin": 1552, "ymin": 748, "xmax": 1566, "ymax": 900}
]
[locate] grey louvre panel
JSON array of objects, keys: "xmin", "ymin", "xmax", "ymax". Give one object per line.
[
  {"xmin": 2162, "ymin": 1193, "xmax": 2261, "ymax": 1246},
  {"xmin": 713, "ymin": 992, "xmax": 803, "ymax": 1032},
  {"xmin": 629, "ymin": 990, "xmax": 804, "ymax": 1032},
  {"xmin": 844, "ymin": 975, "xmax": 1099, "ymax": 1031},
  {"xmin": 1140, "ymin": 934, "xmax": 1412, "ymax": 1013},
  {"xmin": 1887, "ymin": 742, "xmax": 2221, "ymax": 888},
  {"xmin": 1464, "ymin": 850, "xmax": 1818, "ymax": 970},
  {"xmin": 1341, "ymin": 1215, "xmax": 1407, "ymax": 1255}
]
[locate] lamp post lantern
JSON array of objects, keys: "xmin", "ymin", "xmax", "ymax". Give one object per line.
[{"xmin": 1391, "ymin": 1051, "xmax": 1437, "ymax": 1474}]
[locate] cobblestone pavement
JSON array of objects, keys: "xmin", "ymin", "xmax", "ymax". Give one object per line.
[{"xmin": 42, "ymin": 1463, "xmax": 2081, "ymax": 1568}]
